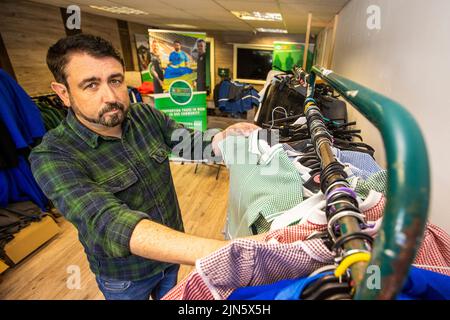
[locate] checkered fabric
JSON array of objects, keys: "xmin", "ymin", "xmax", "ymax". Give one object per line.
[
  {"xmin": 218, "ymin": 135, "xmax": 304, "ymax": 238},
  {"xmin": 163, "ymin": 189, "xmax": 450, "ymax": 300},
  {"xmin": 352, "ymin": 170, "xmax": 388, "ymax": 199},
  {"xmin": 265, "ymin": 190, "xmax": 386, "ymax": 243}
]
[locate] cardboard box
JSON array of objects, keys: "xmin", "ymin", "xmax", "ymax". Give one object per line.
[
  {"xmin": 0, "ymin": 259, "xmax": 9, "ymax": 274},
  {"xmin": 4, "ymin": 216, "xmax": 60, "ymax": 265}
]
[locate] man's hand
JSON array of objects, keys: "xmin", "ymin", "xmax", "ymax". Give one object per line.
[{"xmin": 212, "ymin": 122, "xmax": 261, "ymax": 157}]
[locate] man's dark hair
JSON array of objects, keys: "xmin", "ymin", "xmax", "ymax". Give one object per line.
[
  {"xmin": 46, "ymin": 33, "xmax": 124, "ymax": 87},
  {"xmin": 173, "ymin": 40, "xmax": 181, "ymax": 44}
]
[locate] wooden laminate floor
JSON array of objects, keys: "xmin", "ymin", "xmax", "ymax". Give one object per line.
[{"xmin": 0, "ymin": 162, "xmax": 229, "ymax": 300}]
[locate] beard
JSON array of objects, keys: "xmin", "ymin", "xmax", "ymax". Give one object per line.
[{"xmin": 71, "ymin": 99, "xmax": 128, "ymax": 128}]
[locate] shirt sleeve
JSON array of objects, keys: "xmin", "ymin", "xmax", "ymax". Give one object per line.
[{"xmin": 29, "ymin": 149, "xmax": 149, "ymax": 258}]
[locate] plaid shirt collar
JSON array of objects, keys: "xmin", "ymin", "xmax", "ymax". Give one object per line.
[{"xmin": 66, "ymin": 108, "xmax": 131, "ymax": 149}]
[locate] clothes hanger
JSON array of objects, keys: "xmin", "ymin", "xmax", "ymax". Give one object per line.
[{"xmin": 300, "ymin": 273, "xmax": 352, "ymax": 300}]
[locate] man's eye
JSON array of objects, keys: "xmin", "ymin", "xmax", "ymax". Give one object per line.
[
  {"xmin": 111, "ymin": 79, "xmax": 122, "ymax": 85},
  {"xmin": 86, "ymin": 83, "xmax": 97, "ymax": 89}
]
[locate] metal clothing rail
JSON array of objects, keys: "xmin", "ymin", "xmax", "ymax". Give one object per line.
[{"xmin": 307, "ymin": 66, "xmax": 430, "ymax": 300}]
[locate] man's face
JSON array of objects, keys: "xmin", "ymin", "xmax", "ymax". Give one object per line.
[
  {"xmin": 198, "ymin": 41, "xmax": 206, "ymax": 54},
  {"xmin": 174, "ymin": 42, "xmax": 181, "ymax": 51},
  {"xmin": 64, "ymin": 52, "xmax": 130, "ymax": 127},
  {"xmin": 151, "ymin": 41, "xmax": 159, "ymax": 54}
]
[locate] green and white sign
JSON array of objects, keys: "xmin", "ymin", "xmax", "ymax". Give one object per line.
[
  {"xmin": 272, "ymin": 41, "xmax": 315, "ymax": 72},
  {"xmin": 149, "ymin": 29, "xmax": 207, "ymax": 132},
  {"xmin": 155, "ymin": 80, "xmax": 207, "ymax": 132},
  {"xmin": 169, "ymin": 80, "xmax": 193, "ymax": 105}
]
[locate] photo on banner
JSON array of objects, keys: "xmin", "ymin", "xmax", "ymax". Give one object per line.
[
  {"xmin": 134, "ymin": 34, "xmax": 152, "ymax": 82},
  {"xmin": 272, "ymin": 41, "xmax": 315, "ymax": 72},
  {"xmin": 148, "ymin": 29, "xmax": 207, "ymax": 132}
]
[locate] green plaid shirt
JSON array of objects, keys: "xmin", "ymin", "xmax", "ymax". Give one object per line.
[{"xmin": 29, "ymin": 103, "xmax": 216, "ymax": 281}]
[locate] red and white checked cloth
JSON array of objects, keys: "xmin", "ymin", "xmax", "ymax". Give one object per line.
[
  {"xmin": 264, "ymin": 190, "xmax": 386, "ymax": 243},
  {"xmin": 163, "ymin": 238, "xmax": 332, "ymax": 300},
  {"xmin": 163, "ymin": 191, "xmax": 450, "ymax": 300},
  {"xmin": 264, "ymin": 192, "xmax": 450, "ymax": 277}
]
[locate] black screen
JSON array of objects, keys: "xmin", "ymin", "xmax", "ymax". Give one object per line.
[{"xmin": 236, "ymin": 48, "xmax": 273, "ymax": 81}]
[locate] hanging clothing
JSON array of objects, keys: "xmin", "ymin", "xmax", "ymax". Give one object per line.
[
  {"xmin": 398, "ymin": 266, "xmax": 450, "ymax": 300},
  {"xmin": 35, "ymin": 100, "xmax": 66, "ymax": 131},
  {"xmin": 228, "ymin": 272, "xmax": 334, "ymax": 300},
  {"xmin": 162, "ymin": 238, "xmax": 332, "ymax": 300},
  {"xmin": 0, "ymin": 70, "xmax": 48, "ymax": 209},
  {"xmin": 349, "ymin": 170, "xmax": 388, "ymax": 199},
  {"xmin": 265, "ymin": 198, "xmax": 450, "ymax": 277},
  {"xmin": 0, "ymin": 69, "xmax": 45, "ymax": 149},
  {"xmin": 227, "ymin": 267, "xmax": 450, "ymax": 300},
  {"xmin": 332, "ymin": 147, "xmax": 382, "ymax": 179},
  {"xmin": 128, "ymin": 87, "xmax": 143, "ymax": 103},
  {"xmin": 267, "ymin": 190, "xmax": 385, "ymax": 237},
  {"xmin": 163, "ymin": 220, "xmax": 450, "ymax": 300},
  {"xmin": 0, "ymin": 117, "xmax": 19, "ymax": 169},
  {"xmin": 218, "ymin": 133, "xmax": 304, "ymax": 238},
  {"xmin": 216, "ymin": 79, "xmax": 260, "ymax": 115},
  {"xmin": 0, "ymin": 156, "xmax": 48, "ymax": 209},
  {"xmin": 162, "ymin": 187, "xmax": 450, "ymax": 300}
]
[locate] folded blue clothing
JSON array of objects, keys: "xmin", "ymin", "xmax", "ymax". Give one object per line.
[
  {"xmin": 0, "ymin": 156, "xmax": 47, "ymax": 209},
  {"xmin": 228, "ymin": 267, "xmax": 450, "ymax": 300}
]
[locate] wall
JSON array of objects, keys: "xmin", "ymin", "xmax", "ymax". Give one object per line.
[
  {"xmin": 330, "ymin": 0, "xmax": 450, "ymax": 232},
  {"xmin": 0, "ymin": 0, "xmax": 151, "ymax": 95},
  {"xmin": 0, "ymin": 1, "xmax": 311, "ymax": 95},
  {"xmin": 0, "ymin": 0, "xmax": 66, "ymax": 96}
]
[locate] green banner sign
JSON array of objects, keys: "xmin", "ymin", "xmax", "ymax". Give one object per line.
[
  {"xmin": 149, "ymin": 29, "xmax": 207, "ymax": 132},
  {"xmin": 272, "ymin": 41, "xmax": 315, "ymax": 72}
]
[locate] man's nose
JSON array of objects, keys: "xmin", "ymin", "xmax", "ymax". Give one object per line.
[{"xmin": 101, "ymin": 84, "xmax": 116, "ymax": 103}]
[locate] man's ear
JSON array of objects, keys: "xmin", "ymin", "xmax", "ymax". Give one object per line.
[{"xmin": 50, "ymin": 82, "xmax": 71, "ymax": 107}]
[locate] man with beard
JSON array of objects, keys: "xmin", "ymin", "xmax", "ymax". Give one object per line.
[{"xmin": 29, "ymin": 34, "xmax": 260, "ymax": 300}]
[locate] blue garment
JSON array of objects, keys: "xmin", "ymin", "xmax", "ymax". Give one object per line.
[
  {"xmin": 0, "ymin": 69, "xmax": 47, "ymax": 208},
  {"xmin": 217, "ymin": 80, "xmax": 260, "ymax": 114},
  {"xmin": 0, "ymin": 156, "xmax": 47, "ymax": 209},
  {"xmin": 0, "ymin": 173, "xmax": 9, "ymax": 207},
  {"xmin": 128, "ymin": 87, "xmax": 143, "ymax": 103},
  {"xmin": 228, "ymin": 267, "xmax": 450, "ymax": 300},
  {"xmin": 228, "ymin": 272, "xmax": 333, "ymax": 300},
  {"xmin": 397, "ymin": 267, "xmax": 450, "ymax": 300},
  {"xmin": 333, "ymin": 148, "xmax": 382, "ymax": 179},
  {"xmin": 169, "ymin": 50, "xmax": 189, "ymax": 67},
  {"xmin": 164, "ymin": 66, "xmax": 193, "ymax": 79},
  {"xmin": 0, "ymin": 69, "xmax": 45, "ymax": 149},
  {"xmin": 95, "ymin": 264, "xmax": 179, "ymax": 300}
]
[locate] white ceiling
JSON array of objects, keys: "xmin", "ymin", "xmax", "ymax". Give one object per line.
[{"xmin": 29, "ymin": 0, "xmax": 349, "ymax": 34}]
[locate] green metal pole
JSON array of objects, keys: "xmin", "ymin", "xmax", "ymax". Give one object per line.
[{"xmin": 310, "ymin": 66, "xmax": 430, "ymax": 299}]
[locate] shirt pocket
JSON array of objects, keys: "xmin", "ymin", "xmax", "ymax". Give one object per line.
[
  {"xmin": 98, "ymin": 168, "xmax": 145, "ymax": 210},
  {"xmin": 148, "ymin": 143, "xmax": 173, "ymax": 189},
  {"xmin": 149, "ymin": 143, "xmax": 171, "ymax": 164}
]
